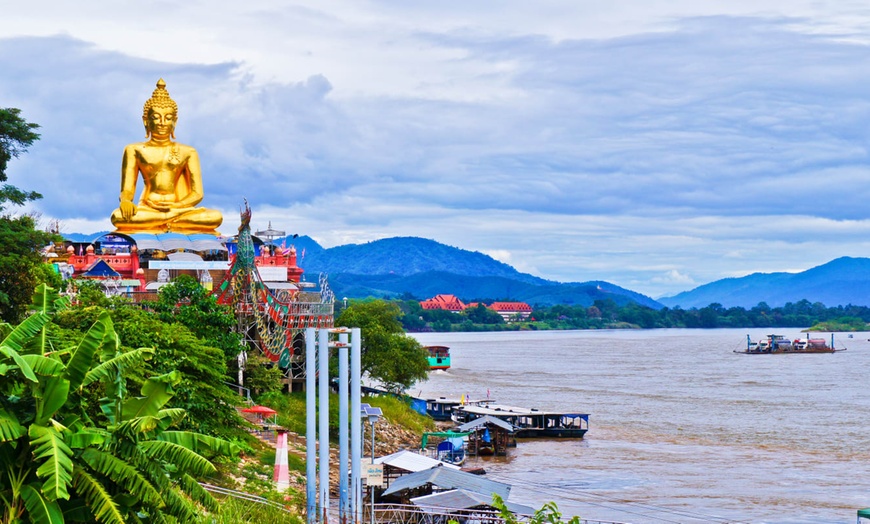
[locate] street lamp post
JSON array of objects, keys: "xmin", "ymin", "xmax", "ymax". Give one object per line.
[{"xmin": 361, "ymin": 406, "xmax": 382, "ymax": 524}]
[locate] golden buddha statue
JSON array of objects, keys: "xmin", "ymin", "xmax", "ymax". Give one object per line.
[{"xmin": 110, "ymin": 79, "xmax": 223, "ymax": 234}]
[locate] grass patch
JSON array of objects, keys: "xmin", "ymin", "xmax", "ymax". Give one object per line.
[
  {"xmin": 258, "ymin": 390, "xmax": 435, "ymax": 439},
  {"xmin": 194, "ymin": 496, "xmax": 304, "ymax": 523},
  {"xmin": 366, "ymin": 395, "xmax": 436, "ymax": 433}
]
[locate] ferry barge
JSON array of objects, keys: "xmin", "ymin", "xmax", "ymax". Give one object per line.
[{"xmin": 734, "ymin": 334, "xmax": 846, "ymax": 354}]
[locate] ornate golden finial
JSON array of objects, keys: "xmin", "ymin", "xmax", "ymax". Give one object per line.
[{"xmin": 142, "ymin": 78, "xmax": 178, "ymax": 120}]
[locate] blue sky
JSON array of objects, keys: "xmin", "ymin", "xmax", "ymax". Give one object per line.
[{"xmin": 3, "ymin": 1, "xmax": 870, "ymax": 299}]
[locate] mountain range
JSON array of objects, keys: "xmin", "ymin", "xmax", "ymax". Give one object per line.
[
  {"xmin": 658, "ymin": 256, "xmax": 870, "ymax": 309},
  {"xmin": 63, "ymin": 232, "xmax": 870, "ymax": 309},
  {"xmin": 294, "ymin": 237, "xmax": 660, "ymax": 308}
]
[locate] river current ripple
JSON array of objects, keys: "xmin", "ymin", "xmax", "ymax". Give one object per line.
[{"xmin": 409, "ymin": 329, "xmax": 870, "ymax": 524}]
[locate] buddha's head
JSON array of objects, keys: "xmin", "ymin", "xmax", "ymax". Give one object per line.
[{"xmin": 142, "ymin": 78, "xmax": 178, "ymax": 140}]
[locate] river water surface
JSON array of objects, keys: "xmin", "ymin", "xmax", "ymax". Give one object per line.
[{"xmin": 408, "ymin": 329, "xmax": 870, "ymax": 524}]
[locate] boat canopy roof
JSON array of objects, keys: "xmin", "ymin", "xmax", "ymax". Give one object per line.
[
  {"xmin": 457, "ymin": 403, "xmax": 589, "ymax": 418},
  {"xmin": 858, "ymin": 508, "xmax": 870, "ymax": 518},
  {"xmin": 457, "ymin": 415, "xmax": 516, "ymax": 433},
  {"xmin": 421, "ymin": 430, "xmax": 472, "ymax": 448}
]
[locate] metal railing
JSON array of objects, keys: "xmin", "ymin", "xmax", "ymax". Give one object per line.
[
  {"xmin": 371, "ymin": 503, "xmax": 631, "ymax": 524},
  {"xmin": 200, "ymin": 483, "xmax": 294, "ymax": 513}
]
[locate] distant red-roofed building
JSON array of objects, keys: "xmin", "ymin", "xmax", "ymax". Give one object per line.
[
  {"xmin": 489, "ymin": 301, "xmax": 533, "ymax": 322},
  {"xmin": 420, "ymin": 294, "xmax": 467, "ymax": 312}
]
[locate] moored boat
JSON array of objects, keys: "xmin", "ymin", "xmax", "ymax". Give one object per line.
[
  {"xmin": 734, "ymin": 333, "xmax": 846, "ymax": 354},
  {"xmin": 451, "ymin": 403, "xmax": 589, "ymax": 438},
  {"xmin": 423, "ymin": 396, "xmax": 492, "ymax": 421},
  {"xmin": 425, "ymin": 345, "xmax": 451, "ymax": 370}
]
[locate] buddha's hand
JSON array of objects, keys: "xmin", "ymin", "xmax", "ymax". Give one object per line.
[
  {"xmin": 119, "ymin": 199, "xmax": 138, "ymax": 220},
  {"xmin": 143, "ymin": 198, "xmax": 172, "ymax": 212}
]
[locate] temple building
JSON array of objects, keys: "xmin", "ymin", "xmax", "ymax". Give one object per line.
[
  {"xmin": 419, "ymin": 295, "xmax": 533, "ymax": 322},
  {"xmin": 49, "ymin": 232, "xmax": 310, "ymax": 299}
]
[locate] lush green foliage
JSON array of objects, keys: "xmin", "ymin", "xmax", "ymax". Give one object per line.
[
  {"xmin": 490, "ymin": 494, "xmax": 581, "ymax": 524},
  {"xmin": 397, "ymin": 297, "xmax": 870, "ymax": 331},
  {"xmin": 0, "ymin": 284, "xmax": 238, "ymax": 523},
  {"xmin": 0, "ymin": 215, "xmax": 59, "ymax": 323},
  {"xmin": 336, "ymin": 300, "xmax": 429, "ymax": 392},
  {"xmin": 0, "ymin": 107, "xmax": 42, "ymax": 207},
  {"xmin": 54, "ymin": 303, "xmax": 248, "ymax": 441},
  {"xmin": 258, "ymin": 391, "xmax": 435, "ymax": 443},
  {"xmin": 365, "ymin": 395, "xmax": 435, "ymax": 434},
  {"xmin": 244, "ymin": 352, "xmax": 285, "ymax": 398},
  {"xmin": 193, "ymin": 496, "xmax": 303, "ymax": 524},
  {"xmin": 151, "ymin": 274, "xmax": 242, "ymax": 363}
]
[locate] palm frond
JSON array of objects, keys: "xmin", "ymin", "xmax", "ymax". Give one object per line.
[
  {"xmin": 20, "ymin": 483, "xmax": 64, "ymax": 524},
  {"xmin": 158, "ymin": 431, "xmax": 240, "ymax": 457},
  {"xmin": 0, "ymin": 344, "xmax": 39, "ymax": 382},
  {"xmin": 115, "ymin": 416, "xmax": 161, "ymax": 439},
  {"xmin": 121, "ymin": 371, "xmax": 181, "ymax": 421},
  {"xmin": 29, "ymin": 423, "xmax": 74, "ymax": 501},
  {"xmin": 154, "ymin": 408, "xmax": 187, "ymax": 433},
  {"xmin": 30, "ymin": 284, "xmax": 69, "ymax": 316},
  {"xmin": 34, "ymin": 376, "xmax": 70, "ymax": 426},
  {"xmin": 161, "ymin": 485, "xmax": 198, "ymax": 523},
  {"xmin": 0, "ymin": 406, "xmax": 26, "ymax": 442},
  {"xmin": 80, "ymin": 448, "xmax": 163, "ymax": 507},
  {"xmin": 19, "ymin": 354, "xmax": 65, "ymax": 377},
  {"xmin": 178, "ymin": 473, "xmax": 219, "ymax": 513},
  {"xmin": 140, "ymin": 440, "xmax": 216, "ymax": 477},
  {"xmin": 82, "ymin": 347, "xmax": 154, "ymax": 388},
  {"xmin": 67, "ymin": 427, "xmax": 108, "ymax": 449},
  {"xmin": 0, "ymin": 311, "xmax": 50, "ymax": 354},
  {"xmin": 71, "ymin": 466, "xmax": 125, "ymax": 524},
  {"xmin": 65, "ymin": 311, "xmax": 114, "ymax": 391}
]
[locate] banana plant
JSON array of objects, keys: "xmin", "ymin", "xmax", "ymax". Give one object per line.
[{"xmin": 0, "ymin": 285, "xmax": 238, "ymax": 523}]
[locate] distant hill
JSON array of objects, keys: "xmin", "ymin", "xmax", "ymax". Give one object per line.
[
  {"xmin": 659, "ymin": 256, "xmax": 870, "ymax": 309},
  {"xmin": 300, "ymin": 237, "xmax": 546, "ymax": 284},
  {"xmin": 297, "ymin": 237, "xmax": 662, "ymax": 308},
  {"xmin": 59, "ymin": 232, "xmax": 661, "ymax": 308}
]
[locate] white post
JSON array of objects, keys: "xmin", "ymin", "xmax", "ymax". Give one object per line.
[{"xmin": 319, "ymin": 328, "xmax": 330, "ymax": 524}]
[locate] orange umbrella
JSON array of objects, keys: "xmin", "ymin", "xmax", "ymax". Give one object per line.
[{"xmin": 242, "ymin": 405, "xmax": 277, "ymax": 416}]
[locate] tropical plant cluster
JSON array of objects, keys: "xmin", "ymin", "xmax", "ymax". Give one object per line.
[{"xmin": 0, "ymin": 285, "xmax": 239, "ymax": 523}]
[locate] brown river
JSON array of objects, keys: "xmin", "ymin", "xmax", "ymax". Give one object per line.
[{"xmin": 409, "ymin": 329, "xmax": 870, "ymax": 524}]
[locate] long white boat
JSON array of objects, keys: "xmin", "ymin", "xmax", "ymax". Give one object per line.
[{"xmin": 451, "ymin": 403, "xmax": 589, "ymax": 438}]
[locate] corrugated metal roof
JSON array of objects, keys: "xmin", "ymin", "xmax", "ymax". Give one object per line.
[
  {"xmin": 457, "ymin": 415, "xmax": 515, "ymax": 432},
  {"xmin": 128, "ymin": 233, "xmax": 227, "ymax": 253},
  {"xmin": 410, "ymin": 489, "xmax": 534, "ymax": 515},
  {"xmin": 382, "ymin": 465, "xmax": 510, "ymax": 499},
  {"xmin": 374, "ymin": 450, "xmax": 460, "ymax": 473}
]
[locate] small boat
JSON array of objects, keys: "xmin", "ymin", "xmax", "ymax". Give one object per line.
[
  {"xmin": 734, "ymin": 334, "xmax": 846, "ymax": 354},
  {"xmin": 451, "ymin": 403, "xmax": 589, "ymax": 438},
  {"xmin": 425, "ymin": 345, "xmax": 451, "ymax": 370},
  {"xmin": 420, "ymin": 430, "xmax": 472, "ymax": 465}
]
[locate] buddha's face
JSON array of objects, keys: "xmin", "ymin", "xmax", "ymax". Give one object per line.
[{"xmin": 145, "ymin": 106, "xmax": 176, "ymax": 139}]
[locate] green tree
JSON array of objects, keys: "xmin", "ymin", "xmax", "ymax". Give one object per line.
[
  {"xmin": 151, "ymin": 274, "xmax": 241, "ymax": 363},
  {"xmin": 0, "ymin": 214, "xmax": 58, "ymax": 323},
  {"xmin": 0, "ymin": 109, "xmax": 57, "ymax": 323},
  {"xmin": 336, "ymin": 300, "xmax": 429, "ymax": 392},
  {"xmin": 0, "ymin": 284, "xmax": 237, "ymax": 523},
  {"xmin": 54, "ymin": 303, "xmax": 247, "ymax": 441},
  {"xmin": 463, "ymin": 303, "xmax": 505, "ymax": 325},
  {"xmin": 0, "ymin": 108, "xmax": 42, "ymax": 208}
]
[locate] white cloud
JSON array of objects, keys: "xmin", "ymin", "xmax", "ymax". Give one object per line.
[{"xmin": 4, "ymin": 6, "xmax": 870, "ymax": 299}]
